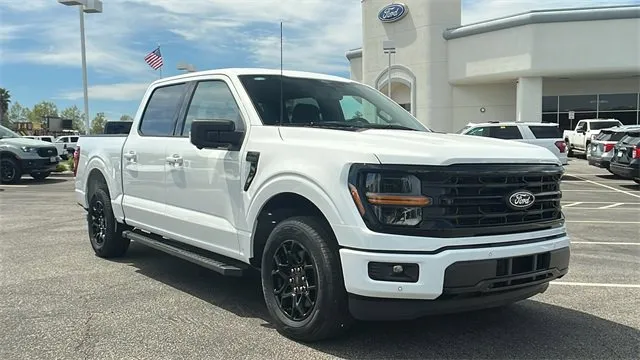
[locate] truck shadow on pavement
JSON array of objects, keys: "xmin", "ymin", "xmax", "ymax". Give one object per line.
[{"xmin": 115, "ymin": 243, "xmax": 640, "ymax": 359}]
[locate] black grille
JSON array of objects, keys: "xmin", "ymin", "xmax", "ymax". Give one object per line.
[
  {"xmin": 37, "ymin": 147, "xmax": 58, "ymax": 157},
  {"xmin": 352, "ymin": 163, "xmax": 565, "ymax": 238},
  {"xmin": 419, "ymin": 164, "xmax": 562, "ymax": 235}
]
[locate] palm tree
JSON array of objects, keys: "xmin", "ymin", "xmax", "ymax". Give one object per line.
[{"xmin": 0, "ymin": 88, "xmax": 11, "ymax": 126}]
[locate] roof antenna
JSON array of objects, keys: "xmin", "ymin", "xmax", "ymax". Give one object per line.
[{"xmin": 279, "ymin": 21, "xmax": 284, "ymax": 126}]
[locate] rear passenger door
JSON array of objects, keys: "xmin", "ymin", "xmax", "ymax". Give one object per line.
[
  {"xmin": 162, "ymin": 76, "xmax": 247, "ymax": 259},
  {"xmin": 121, "ymin": 81, "xmax": 189, "ymax": 234}
]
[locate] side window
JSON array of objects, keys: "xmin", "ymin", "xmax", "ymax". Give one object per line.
[
  {"xmin": 489, "ymin": 126, "xmax": 523, "ymax": 139},
  {"xmin": 71, "ymin": 137, "xmax": 79, "ymax": 142},
  {"xmin": 181, "ymin": 80, "xmax": 242, "ymax": 136},
  {"xmin": 139, "ymin": 83, "xmax": 186, "ymax": 136},
  {"xmin": 575, "ymin": 121, "xmax": 586, "ymax": 132},
  {"xmin": 466, "ymin": 127, "xmax": 488, "ymax": 136},
  {"xmin": 56, "ymin": 137, "xmax": 66, "ymax": 143}
]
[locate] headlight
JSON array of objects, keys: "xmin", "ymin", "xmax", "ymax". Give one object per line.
[
  {"xmin": 350, "ymin": 172, "xmax": 431, "ymax": 226},
  {"xmin": 21, "ymin": 146, "xmax": 37, "ymax": 153}
]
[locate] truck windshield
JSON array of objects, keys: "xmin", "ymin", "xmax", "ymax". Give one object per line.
[
  {"xmin": 0, "ymin": 125, "xmax": 20, "ymax": 139},
  {"xmin": 237, "ymin": 74, "xmax": 431, "ymax": 132}
]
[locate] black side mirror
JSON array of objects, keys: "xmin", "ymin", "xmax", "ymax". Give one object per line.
[{"xmin": 190, "ymin": 119, "xmax": 244, "ymax": 150}]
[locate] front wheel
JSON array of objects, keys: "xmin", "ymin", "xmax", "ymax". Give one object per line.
[
  {"xmin": 1, "ymin": 157, "xmax": 22, "ymax": 184},
  {"xmin": 261, "ymin": 216, "xmax": 353, "ymax": 342}
]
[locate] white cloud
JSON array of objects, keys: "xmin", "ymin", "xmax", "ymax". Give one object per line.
[{"xmin": 56, "ymin": 82, "xmax": 151, "ymax": 102}]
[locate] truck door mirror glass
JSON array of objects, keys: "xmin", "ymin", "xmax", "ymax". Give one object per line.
[{"xmin": 190, "ymin": 119, "xmax": 244, "ymax": 150}]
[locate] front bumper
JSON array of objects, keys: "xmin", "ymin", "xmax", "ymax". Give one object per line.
[
  {"xmin": 610, "ymin": 161, "xmax": 640, "ymax": 180},
  {"xmin": 339, "ymin": 234, "xmax": 570, "ymax": 320},
  {"xmin": 20, "ymin": 157, "xmax": 59, "ymax": 172}
]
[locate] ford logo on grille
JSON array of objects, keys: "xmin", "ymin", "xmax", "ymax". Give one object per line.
[{"xmin": 507, "ymin": 190, "xmax": 535, "ymax": 210}]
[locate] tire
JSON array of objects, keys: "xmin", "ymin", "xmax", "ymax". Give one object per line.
[
  {"xmin": 87, "ymin": 186, "xmax": 130, "ymax": 258},
  {"xmin": 260, "ymin": 216, "xmax": 353, "ymax": 342},
  {"xmin": 565, "ymin": 141, "xmax": 574, "ymax": 157},
  {"xmin": 31, "ymin": 171, "xmax": 51, "ymax": 181},
  {"xmin": 634, "ymin": 178, "xmax": 640, "ymax": 185},
  {"xmin": 0, "ymin": 157, "xmax": 22, "ymax": 184}
]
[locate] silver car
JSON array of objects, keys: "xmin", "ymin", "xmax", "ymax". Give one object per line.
[{"xmin": 587, "ymin": 125, "xmax": 640, "ymax": 172}]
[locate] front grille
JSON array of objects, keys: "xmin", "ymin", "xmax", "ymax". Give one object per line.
[
  {"xmin": 419, "ymin": 164, "xmax": 562, "ymax": 233},
  {"xmin": 37, "ymin": 147, "xmax": 58, "ymax": 157},
  {"xmin": 354, "ymin": 163, "xmax": 565, "ymax": 238}
]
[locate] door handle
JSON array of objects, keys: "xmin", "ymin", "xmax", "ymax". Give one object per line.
[
  {"xmin": 123, "ymin": 151, "xmax": 137, "ymax": 162},
  {"xmin": 166, "ymin": 154, "xmax": 184, "ymax": 166}
]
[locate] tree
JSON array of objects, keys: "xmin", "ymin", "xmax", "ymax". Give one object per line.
[
  {"xmin": 28, "ymin": 101, "xmax": 59, "ymax": 126},
  {"xmin": 8, "ymin": 102, "xmax": 31, "ymax": 124},
  {"xmin": 60, "ymin": 105, "xmax": 85, "ymax": 133},
  {"xmin": 0, "ymin": 88, "xmax": 11, "ymax": 126},
  {"xmin": 120, "ymin": 114, "xmax": 133, "ymax": 121},
  {"xmin": 91, "ymin": 112, "xmax": 107, "ymax": 134}
]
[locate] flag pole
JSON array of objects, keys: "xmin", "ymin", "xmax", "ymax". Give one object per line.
[{"xmin": 158, "ymin": 43, "xmax": 163, "ymax": 78}]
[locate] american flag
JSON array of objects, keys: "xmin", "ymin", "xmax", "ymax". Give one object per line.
[{"xmin": 144, "ymin": 47, "xmax": 163, "ymax": 70}]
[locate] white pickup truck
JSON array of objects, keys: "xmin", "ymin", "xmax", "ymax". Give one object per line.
[
  {"xmin": 73, "ymin": 68, "xmax": 570, "ymax": 342},
  {"xmin": 563, "ymin": 118, "xmax": 622, "ymax": 156}
]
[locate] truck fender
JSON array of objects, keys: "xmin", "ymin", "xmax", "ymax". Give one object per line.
[
  {"xmin": 83, "ymin": 156, "xmax": 125, "ymax": 221},
  {"xmin": 245, "ymin": 173, "xmax": 345, "ymax": 233}
]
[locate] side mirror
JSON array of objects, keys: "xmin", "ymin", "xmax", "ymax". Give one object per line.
[{"xmin": 190, "ymin": 119, "xmax": 244, "ymax": 150}]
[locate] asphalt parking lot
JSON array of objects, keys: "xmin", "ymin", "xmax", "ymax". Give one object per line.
[{"xmin": 1, "ymin": 158, "xmax": 639, "ymax": 360}]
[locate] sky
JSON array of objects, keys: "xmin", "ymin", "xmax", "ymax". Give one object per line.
[{"xmin": 1, "ymin": 0, "xmax": 639, "ymax": 121}]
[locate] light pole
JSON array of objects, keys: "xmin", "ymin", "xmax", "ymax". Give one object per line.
[
  {"xmin": 58, "ymin": 0, "xmax": 103, "ymax": 135},
  {"xmin": 382, "ymin": 40, "xmax": 396, "ymax": 99}
]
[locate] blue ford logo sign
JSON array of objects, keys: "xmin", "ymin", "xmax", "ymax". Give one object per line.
[
  {"xmin": 378, "ymin": 3, "xmax": 408, "ymax": 23},
  {"xmin": 507, "ymin": 190, "xmax": 536, "ymax": 210}
]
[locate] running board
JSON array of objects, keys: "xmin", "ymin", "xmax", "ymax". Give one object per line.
[{"xmin": 122, "ymin": 230, "xmax": 247, "ymax": 276}]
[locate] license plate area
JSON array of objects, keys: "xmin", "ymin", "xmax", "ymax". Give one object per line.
[{"xmin": 50, "ymin": 156, "xmax": 57, "ymax": 163}]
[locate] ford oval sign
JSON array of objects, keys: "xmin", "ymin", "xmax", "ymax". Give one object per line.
[
  {"xmin": 507, "ymin": 190, "xmax": 536, "ymax": 210},
  {"xmin": 378, "ymin": 3, "xmax": 408, "ymax": 23}
]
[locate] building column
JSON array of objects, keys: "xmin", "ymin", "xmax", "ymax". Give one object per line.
[{"xmin": 516, "ymin": 77, "xmax": 543, "ymax": 122}]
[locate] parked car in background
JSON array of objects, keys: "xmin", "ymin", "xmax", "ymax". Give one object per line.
[
  {"xmin": 609, "ymin": 130, "xmax": 640, "ymax": 184},
  {"xmin": 103, "ymin": 120, "xmax": 133, "ymax": 134},
  {"xmin": 456, "ymin": 121, "xmax": 567, "ymax": 164},
  {"xmin": 54, "ymin": 135, "xmax": 79, "ymax": 160},
  {"xmin": 587, "ymin": 125, "xmax": 640, "ymax": 172},
  {"xmin": 0, "ymin": 125, "xmax": 60, "ymax": 184},
  {"xmin": 22, "ymin": 135, "xmax": 55, "ymax": 143},
  {"xmin": 562, "ymin": 119, "xmax": 623, "ymax": 157}
]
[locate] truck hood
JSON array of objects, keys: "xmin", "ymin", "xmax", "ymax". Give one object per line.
[
  {"xmin": 0, "ymin": 137, "xmax": 54, "ymax": 147},
  {"xmin": 278, "ymin": 127, "xmax": 561, "ymax": 166}
]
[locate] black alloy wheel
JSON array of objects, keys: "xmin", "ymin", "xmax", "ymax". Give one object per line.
[
  {"xmin": 271, "ymin": 239, "xmax": 318, "ymax": 321},
  {"xmin": 0, "ymin": 158, "xmax": 21, "ymax": 184},
  {"xmin": 89, "ymin": 199, "xmax": 107, "ymax": 249}
]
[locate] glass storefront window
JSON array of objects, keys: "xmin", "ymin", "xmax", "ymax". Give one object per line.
[
  {"xmin": 542, "ymin": 96, "xmax": 558, "ymax": 112},
  {"xmin": 559, "ymin": 95, "xmax": 597, "ymax": 112},
  {"xmin": 598, "ymin": 93, "xmax": 638, "ymax": 111},
  {"xmin": 597, "ymin": 111, "xmax": 639, "ymax": 126}
]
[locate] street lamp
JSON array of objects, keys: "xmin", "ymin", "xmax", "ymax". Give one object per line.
[
  {"xmin": 58, "ymin": 0, "xmax": 103, "ymax": 135},
  {"xmin": 382, "ymin": 40, "xmax": 396, "ymax": 99},
  {"xmin": 177, "ymin": 62, "xmax": 197, "ymax": 72}
]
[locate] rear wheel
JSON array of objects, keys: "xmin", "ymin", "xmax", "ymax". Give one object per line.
[
  {"xmin": 87, "ymin": 186, "xmax": 130, "ymax": 258},
  {"xmin": 565, "ymin": 140, "xmax": 574, "ymax": 157},
  {"xmin": 261, "ymin": 216, "xmax": 353, "ymax": 342},
  {"xmin": 0, "ymin": 157, "xmax": 21, "ymax": 184}
]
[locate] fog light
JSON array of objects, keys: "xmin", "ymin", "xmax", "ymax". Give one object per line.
[{"xmin": 368, "ymin": 262, "xmax": 419, "ymax": 283}]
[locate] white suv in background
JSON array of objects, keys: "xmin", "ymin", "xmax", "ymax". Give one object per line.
[{"xmin": 457, "ymin": 122, "xmax": 568, "ymax": 165}]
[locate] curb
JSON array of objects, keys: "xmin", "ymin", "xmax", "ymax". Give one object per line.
[{"xmin": 51, "ymin": 171, "xmax": 74, "ymax": 177}]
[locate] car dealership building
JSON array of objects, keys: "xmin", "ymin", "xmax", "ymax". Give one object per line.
[{"xmin": 346, "ymin": 1, "xmax": 640, "ymax": 133}]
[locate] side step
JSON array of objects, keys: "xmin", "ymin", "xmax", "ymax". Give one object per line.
[{"xmin": 122, "ymin": 230, "xmax": 248, "ymax": 277}]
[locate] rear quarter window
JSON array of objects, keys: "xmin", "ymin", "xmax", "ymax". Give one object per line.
[
  {"xmin": 528, "ymin": 126, "xmax": 562, "ymax": 139},
  {"xmin": 489, "ymin": 126, "xmax": 523, "ymax": 139}
]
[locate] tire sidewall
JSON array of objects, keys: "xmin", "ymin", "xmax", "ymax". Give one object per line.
[
  {"xmin": 1, "ymin": 158, "xmax": 21, "ymax": 184},
  {"xmin": 260, "ymin": 218, "xmax": 344, "ymax": 338},
  {"xmin": 87, "ymin": 187, "xmax": 119, "ymax": 255}
]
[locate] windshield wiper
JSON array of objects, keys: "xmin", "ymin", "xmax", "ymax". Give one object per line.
[
  {"xmin": 358, "ymin": 123, "xmax": 418, "ymax": 131},
  {"xmin": 280, "ymin": 121, "xmax": 418, "ymax": 131}
]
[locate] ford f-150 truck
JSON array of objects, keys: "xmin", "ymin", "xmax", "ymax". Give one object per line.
[
  {"xmin": 73, "ymin": 68, "xmax": 570, "ymax": 342},
  {"xmin": 562, "ymin": 118, "xmax": 622, "ymax": 156}
]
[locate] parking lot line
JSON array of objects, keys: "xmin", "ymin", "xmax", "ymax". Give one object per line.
[
  {"xmin": 566, "ymin": 220, "xmax": 640, "ymax": 224},
  {"xmin": 597, "ymin": 203, "xmax": 624, "ymax": 209},
  {"xmin": 561, "ymin": 189, "xmax": 620, "ymax": 192},
  {"xmin": 569, "ymin": 175, "xmax": 640, "ymax": 199},
  {"xmin": 563, "ymin": 202, "xmax": 583, "ymax": 207},
  {"xmin": 551, "ymin": 281, "xmax": 640, "ymax": 288},
  {"xmin": 571, "ymin": 241, "xmax": 640, "ymax": 246},
  {"xmin": 0, "ymin": 185, "xmax": 28, "ymax": 188}
]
